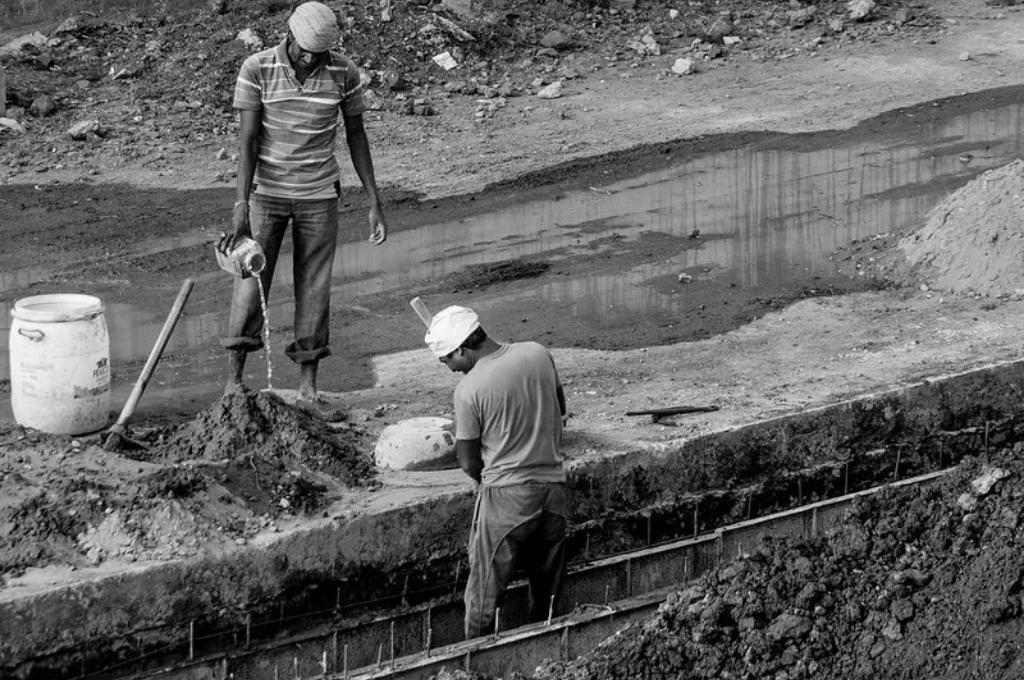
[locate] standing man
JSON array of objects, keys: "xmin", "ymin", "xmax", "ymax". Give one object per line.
[
  {"xmin": 217, "ymin": 0, "xmax": 387, "ymax": 415},
  {"xmin": 425, "ymin": 305, "xmax": 569, "ymax": 638}
]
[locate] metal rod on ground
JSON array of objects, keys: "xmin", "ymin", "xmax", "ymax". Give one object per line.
[
  {"xmin": 343, "ymin": 644, "xmax": 349, "ymax": 679},
  {"xmin": 245, "ymin": 613, "xmax": 251, "ymax": 648},
  {"xmin": 103, "ymin": 278, "xmax": 195, "ymax": 451},
  {"xmin": 188, "ymin": 620, "xmax": 195, "ymax": 660},
  {"xmin": 494, "ymin": 607, "xmax": 501, "ymax": 637},
  {"xmin": 390, "ymin": 620, "xmax": 396, "ymax": 664},
  {"xmin": 547, "ymin": 595, "xmax": 556, "ymax": 625},
  {"xmin": 410, "ymin": 296, "xmax": 433, "ymax": 327},
  {"xmin": 425, "ymin": 606, "xmax": 432, "ymax": 656},
  {"xmin": 0, "ymin": 66, "xmax": 6, "ymax": 117}
]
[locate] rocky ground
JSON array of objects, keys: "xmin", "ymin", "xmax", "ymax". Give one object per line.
[{"xmin": 3, "ymin": 0, "xmax": 1024, "ymax": 674}]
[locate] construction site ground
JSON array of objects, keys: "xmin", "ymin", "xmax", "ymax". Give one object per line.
[{"xmin": 4, "ymin": 0, "xmax": 1024, "ymax": 674}]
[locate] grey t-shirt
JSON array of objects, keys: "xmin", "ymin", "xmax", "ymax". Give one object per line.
[{"xmin": 454, "ymin": 342, "xmax": 565, "ymax": 487}]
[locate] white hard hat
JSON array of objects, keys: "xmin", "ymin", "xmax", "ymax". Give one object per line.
[{"xmin": 425, "ymin": 305, "xmax": 480, "ymax": 358}]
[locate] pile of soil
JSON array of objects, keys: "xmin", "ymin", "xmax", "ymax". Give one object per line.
[
  {"xmin": 525, "ymin": 449, "xmax": 1024, "ymax": 680},
  {"xmin": 0, "ymin": 430, "xmax": 253, "ymax": 580},
  {"xmin": 0, "ymin": 390, "xmax": 376, "ymax": 581},
  {"xmin": 151, "ymin": 387, "xmax": 374, "ymax": 484},
  {"xmin": 898, "ymin": 159, "xmax": 1024, "ymax": 297}
]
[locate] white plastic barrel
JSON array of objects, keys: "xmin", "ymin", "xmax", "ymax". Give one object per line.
[{"xmin": 9, "ymin": 294, "xmax": 111, "ymax": 434}]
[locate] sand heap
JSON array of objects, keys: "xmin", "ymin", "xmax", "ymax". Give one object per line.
[
  {"xmin": 900, "ymin": 159, "xmax": 1024, "ymax": 297},
  {"xmin": 507, "ymin": 448, "xmax": 1024, "ymax": 680}
]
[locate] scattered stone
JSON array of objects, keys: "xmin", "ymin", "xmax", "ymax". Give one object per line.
[
  {"xmin": 29, "ymin": 95, "xmax": 56, "ymax": 117},
  {"xmin": 668, "ymin": 8, "xmax": 680, "ymax": 20},
  {"xmin": 0, "ymin": 118, "xmax": 26, "ymax": 135},
  {"xmin": 432, "ymin": 51, "xmax": 459, "ymax": 71},
  {"xmin": 971, "ymin": 465, "xmax": 1009, "ymax": 495},
  {"xmin": 0, "ymin": 32, "xmax": 48, "ymax": 57},
  {"xmin": 847, "ymin": 0, "xmax": 877, "ymax": 21},
  {"xmin": 677, "ymin": 272, "xmax": 693, "ymax": 283},
  {"xmin": 54, "ymin": 16, "xmax": 81, "ymax": 34},
  {"xmin": 881, "ymin": 618, "xmax": 903, "ymax": 641},
  {"xmin": 404, "ymin": 98, "xmax": 436, "ymax": 115},
  {"xmin": 536, "ymin": 80, "xmax": 564, "ymax": 99},
  {"xmin": 215, "ymin": 147, "xmax": 228, "ymax": 160},
  {"xmin": 704, "ymin": 11, "xmax": 734, "ymax": 42},
  {"xmin": 957, "ymin": 492, "xmax": 977, "ymax": 511},
  {"xmin": 828, "ymin": 17, "xmax": 846, "ymax": 33},
  {"xmin": 235, "ymin": 28, "xmax": 263, "ymax": 50},
  {"xmin": 382, "ymin": 70, "xmax": 408, "ymax": 91},
  {"xmin": 723, "ymin": 36, "xmax": 741, "ymax": 46},
  {"xmin": 787, "ymin": 6, "xmax": 817, "ymax": 28},
  {"xmin": 208, "ymin": 0, "xmax": 229, "ymax": 13},
  {"xmin": 766, "ymin": 613, "xmax": 812, "ymax": 641},
  {"xmin": 627, "ymin": 30, "xmax": 661, "ymax": 56},
  {"xmin": 891, "ymin": 599, "xmax": 914, "ymax": 623},
  {"xmin": 441, "ymin": 0, "xmax": 473, "ymax": 17},
  {"xmin": 671, "ymin": 57, "xmax": 696, "ymax": 75},
  {"xmin": 540, "ymin": 30, "xmax": 571, "ymax": 50},
  {"xmin": 959, "ymin": 51, "xmax": 971, "ymax": 61}
]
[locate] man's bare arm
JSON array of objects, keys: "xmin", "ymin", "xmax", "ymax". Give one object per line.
[
  {"xmin": 456, "ymin": 438, "xmax": 484, "ymax": 484},
  {"xmin": 343, "ymin": 113, "xmax": 387, "ymax": 245}
]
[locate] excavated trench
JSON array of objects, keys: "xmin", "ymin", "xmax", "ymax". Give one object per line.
[{"xmin": 7, "ymin": 360, "xmax": 1024, "ymax": 680}]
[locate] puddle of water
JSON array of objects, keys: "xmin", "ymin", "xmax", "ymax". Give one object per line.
[{"xmin": 2, "ymin": 94, "xmax": 1023, "ymax": 394}]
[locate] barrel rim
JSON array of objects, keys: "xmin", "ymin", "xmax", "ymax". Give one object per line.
[{"xmin": 11, "ymin": 293, "xmax": 105, "ymax": 323}]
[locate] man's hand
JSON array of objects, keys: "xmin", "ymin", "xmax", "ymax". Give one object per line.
[
  {"xmin": 218, "ymin": 201, "xmax": 252, "ymax": 255},
  {"xmin": 368, "ymin": 203, "xmax": 387, "ymax": 245}
]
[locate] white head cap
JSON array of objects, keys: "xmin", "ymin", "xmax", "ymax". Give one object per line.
[
  {"xmin": 425, "ymin": 305, "xmax": 481, "ymax": 358},
  {"xmin": 288, "ymin": 1, "xmax": 340, "ymax": 53}
]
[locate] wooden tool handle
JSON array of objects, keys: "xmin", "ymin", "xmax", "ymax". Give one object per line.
[
  {"xmin": 410, "ymin": 296, "xmax": 433, "ymax": 327},
  {"xmin": 112, "ymin": 278, "xmax": 195, "ymax": 427},
  {"xmin": 625, "ymin": 405, "xmax": 720, "ymax": 417}
]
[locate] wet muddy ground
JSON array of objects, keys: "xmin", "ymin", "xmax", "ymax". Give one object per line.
[{"xmin": 4, "ymin": 85, "xmax": 1024, "ymax": 423}]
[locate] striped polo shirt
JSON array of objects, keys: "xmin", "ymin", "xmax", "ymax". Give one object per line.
[{"xmin": 233, "ymin": 40, "xmax": 368, "ymax": 199}]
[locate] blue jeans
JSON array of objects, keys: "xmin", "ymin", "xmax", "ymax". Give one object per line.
[{"xmin": 221, "ymin": 194, "xmax": 338, "ymax": 364}]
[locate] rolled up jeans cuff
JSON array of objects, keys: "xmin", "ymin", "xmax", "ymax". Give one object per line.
[
  {"xmin": 221, "ymin": 336, "xmax": 263, "ymax": 352},
  {"xmin": 285, "ymin": 342, "xmax": 331, "ymax": 364}
]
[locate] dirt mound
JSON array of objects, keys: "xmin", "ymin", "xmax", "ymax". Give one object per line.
[
  {"xmin": 531, "ymin": 449, "xmax": 1024, "ymax": 680},
  {"xmin": 0, "ymin": 390, "xmax": 376, "ymax": 581},
  {"xmin": 152, "ymin": 387, "xmax": 374, "ymax": 485},
  {"xmin": 898, "ymin": 160, "xmax": 1024, "ymax": 297}
]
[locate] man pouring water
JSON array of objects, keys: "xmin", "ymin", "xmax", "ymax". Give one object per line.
[{"xmin": 216, "ymin": 0, "xmax": 387, "ymax": 417}]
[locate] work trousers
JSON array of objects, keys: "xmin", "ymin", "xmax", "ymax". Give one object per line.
[
  {"xmin": 464, "ymin": 482, "xmax": 568, "ymax": 639},
  {"xmin": 221, "ymin": 194, "xmax": 338, "ymax": 364}
]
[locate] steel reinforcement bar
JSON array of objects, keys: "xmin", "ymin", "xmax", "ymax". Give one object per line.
[{"xmin": 140, "ymin": 469, "xmax": 949, "ymax": 680}]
